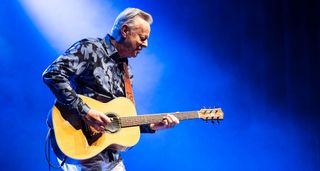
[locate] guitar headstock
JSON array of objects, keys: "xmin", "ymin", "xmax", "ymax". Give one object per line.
[{"xmin": 198, "ymin": 108, "xmax": 224, "ymax": 123}]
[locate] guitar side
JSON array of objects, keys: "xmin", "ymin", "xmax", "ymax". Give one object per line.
[{"xmin": 52, "ymin": 95, "xmax": 140, "ymax": 160}]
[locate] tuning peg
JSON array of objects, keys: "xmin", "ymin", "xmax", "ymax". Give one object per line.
[
  {"xmin": 217, "ymin": 117, "xmax": 220, "ymax": 124},
  {"xmin": 205, "ymin": 117, "xmax": 209, "ymax": 124}
]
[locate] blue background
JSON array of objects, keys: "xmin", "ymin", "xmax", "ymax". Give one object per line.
[{"xmin": 0, "ymin": 0, "xmax": 319, "ymax": 170}]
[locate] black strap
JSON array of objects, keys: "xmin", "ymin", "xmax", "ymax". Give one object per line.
[
  {"xmin": 45, "ymin": 128, "xmax": 67, "ymax": 170},
  {"xmin": 107, "ymin": 150, "xmax": 115, "ymax": 162}
]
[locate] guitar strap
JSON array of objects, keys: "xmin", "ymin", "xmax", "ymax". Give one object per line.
[{"xmin": 123, "ymin": 62, "xmax": 135, "ymax": 104}]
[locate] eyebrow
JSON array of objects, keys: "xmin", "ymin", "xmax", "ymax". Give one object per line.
[{"xmin": 140, "ymin": 35, "xmax": 148, "ymax": 40}]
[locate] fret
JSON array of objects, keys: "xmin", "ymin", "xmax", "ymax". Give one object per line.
[{"xmin": 120, "ymin": 111, "xmax": 199, "ymax": 128}]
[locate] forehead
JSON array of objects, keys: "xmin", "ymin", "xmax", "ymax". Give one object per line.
[{"xmin": 132, "ymin": 17, "xmax": 151, "ymax": 36}]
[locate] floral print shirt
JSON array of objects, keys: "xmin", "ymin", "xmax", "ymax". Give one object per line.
[{"xmin": 43, "ymin": 35, "xmax": 153, "ymax": 133}]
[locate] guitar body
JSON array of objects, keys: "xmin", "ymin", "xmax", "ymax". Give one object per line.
[{"xmin": 52, "ymin": 95, "xmax": 140, "ymax": 160}]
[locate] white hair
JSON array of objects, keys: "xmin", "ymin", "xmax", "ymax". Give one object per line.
[{"xmin": 110, "ymin": 8, "xmax": 153, "ymax": 42}]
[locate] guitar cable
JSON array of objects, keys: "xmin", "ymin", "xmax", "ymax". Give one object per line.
[{"xmin": 45, "ymin": 128, "xmax": 67, "ymax": 170}]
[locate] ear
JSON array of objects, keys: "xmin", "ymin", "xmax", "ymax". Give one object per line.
[{"xmin": 120, "ymin": 25, "xmax": 130, "ymax": 38}]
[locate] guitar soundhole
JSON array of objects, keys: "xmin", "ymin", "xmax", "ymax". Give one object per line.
[
  {"xmin": 82, "ymin": 113, "xmax": 120, "ymax": 145},
  {"xmin": 104, "ymin": 113, "xmax": 120, "ymax": 133}
]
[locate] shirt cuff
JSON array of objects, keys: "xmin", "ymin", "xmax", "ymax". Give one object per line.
[
  {"xmin": 77, "ymin": 99, "xmax": 90, "ymax": 117},
  {"xmin": 140, "ymin": 124, "xmax": 156, "ymax": 133}
]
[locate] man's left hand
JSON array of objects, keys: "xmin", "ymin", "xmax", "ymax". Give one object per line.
[{"xmin": 149, "ymin": 114, "xmax": 179, "ymax": 131}]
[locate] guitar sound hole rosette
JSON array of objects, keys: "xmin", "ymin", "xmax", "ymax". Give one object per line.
[{"xmin": 104, "ymin": 113, "xmax": 121, "ymax": 133}]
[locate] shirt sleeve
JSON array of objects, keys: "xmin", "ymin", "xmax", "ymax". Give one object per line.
[
  {"xmin": 42, "ymin": 40, "xmax": 93, "ymax": 117},
  {"xmin": 140, "ymin": 125, "xmax": 156, "ymax": 133}
]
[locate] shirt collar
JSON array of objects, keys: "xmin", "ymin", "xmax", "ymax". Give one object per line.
[
  {"xmin": 104, "ymin": 34, "xmax": 121, "ymax": 61},
  {"xmin": 103, "ymin": 34, "xmax": 128, "ymax": 64}
]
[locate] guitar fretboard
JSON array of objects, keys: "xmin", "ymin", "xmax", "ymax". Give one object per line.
[{"xmin": 120, "ymin": 111, "xmax": 199, "ymax": 127}]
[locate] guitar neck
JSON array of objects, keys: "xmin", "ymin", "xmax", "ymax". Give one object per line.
[{"xmin": 120, "ymin": 111, "xmax": 199, "ymax": 128}]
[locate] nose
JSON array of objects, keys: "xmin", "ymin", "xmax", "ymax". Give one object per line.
[{"xmin": 141, "ymin": 39, "xmax": 148, "ymax": 48}]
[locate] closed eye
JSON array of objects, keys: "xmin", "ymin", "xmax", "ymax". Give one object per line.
[{"xmin": 140, "ymin": 35, "xmax": 148, "ymax": 42}]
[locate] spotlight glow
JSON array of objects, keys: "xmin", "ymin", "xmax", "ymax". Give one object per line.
[{"xmin": 18, "ymin": 0, "xmax": 117, "ymax": 51}]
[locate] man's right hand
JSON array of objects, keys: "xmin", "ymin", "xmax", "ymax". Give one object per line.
[{"xmin": 83, "ymin": 109, "xmax": 112, "ymax": 133}]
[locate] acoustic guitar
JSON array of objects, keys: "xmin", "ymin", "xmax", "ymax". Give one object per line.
[{"xmin": 52, "ymin": 95, "xmax": 224, "ymax": 160}]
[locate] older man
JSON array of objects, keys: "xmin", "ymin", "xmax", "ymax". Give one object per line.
[{"xmin": 43, "ymin": 8, "xmax": 179, "ymax": 171}]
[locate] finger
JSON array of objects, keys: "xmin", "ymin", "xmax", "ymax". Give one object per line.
[
  {"xmin": 92, "ymin": 124, "xmax": 104, "ymax": 133},
  {"xmin": 84, "ymin": 115, "xmax": 104, "ymax": 133},
  {"xmin": 99, "ymin": 125, "xmax": 106, "ymax": 133},
  {"xmin": 100, "ymin": 114, "xmax": 112, "ymax": 124},
  {"xmin": 95, "ymin": 118, "xmax": 104, "ymax": 126},
  {"xmin": 162, "ymin": 118, "xmax": 169, "ymax": 127},
  {"xmin": 166, "ymin": 115, "xmax": 173, "ymax": 123},
  {"xmin": 166, "ymin": 115, "xmax": 175, "ymax": 127},
  {"xmin": 93, "ymin": 112, "xmax": 110, "ymax": 126},
  {"xmin": 88, "ymin": 118, "xmax": 104, "ymax": 131},
  {"xmin": 171, "ymin": 115, "xmax": 180, "ymax": 124},
  {"xmin": 90, "ymin": 111, "xmax": 104, "ymax": 124}
]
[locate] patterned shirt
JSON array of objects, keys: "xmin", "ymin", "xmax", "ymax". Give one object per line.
[{"xmin": 43, "ymin": 35, "xmax": 153, "ymax": 133}]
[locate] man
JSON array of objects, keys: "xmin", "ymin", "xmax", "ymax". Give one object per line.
[{"xmin": 43, "ymin": 8, "xmax": 179, "ymax": 170}]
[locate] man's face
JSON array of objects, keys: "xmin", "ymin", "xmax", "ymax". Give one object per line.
[{"xmin": 121, "ymin": 17, "xmax": 150, "ymax": 58}]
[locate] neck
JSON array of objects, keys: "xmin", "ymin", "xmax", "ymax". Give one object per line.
[
  {"xmin": 120, "ymin": 111, "xmax": 200, "ymax": 128},
  {"xmin": 110, "ymin": 39, "xmax": 128, "ymax": 58}
]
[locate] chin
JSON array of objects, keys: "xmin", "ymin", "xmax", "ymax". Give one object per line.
[{"xmin": 132, "ymin": 53, "xmax": 139, "ymax": 58}]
